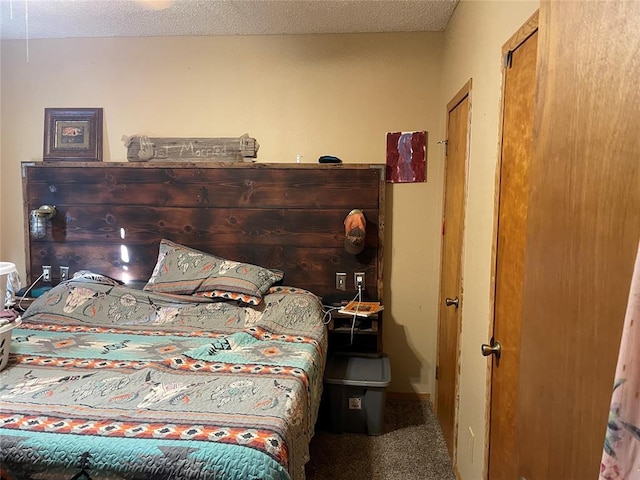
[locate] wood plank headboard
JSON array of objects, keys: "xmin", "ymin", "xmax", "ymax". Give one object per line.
[{"xmin": 22, "ymin": 162, "xmax": 385, "ymax": 302}]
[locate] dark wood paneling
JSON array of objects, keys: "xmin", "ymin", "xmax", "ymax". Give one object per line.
[
  {"xmin": 23, "ymin": 162, "xmax": 385, "ymax": 301},
  {"xmin": 27, "ymin": 206, "xmax": 379, "ymax": 247},
  {"xmin": 24, "ymin": 165, "xmax": 380, "ymax": 208},
  {"xmin": 28, "ymin": 243, "xmax": 378, "ymax": 296}
]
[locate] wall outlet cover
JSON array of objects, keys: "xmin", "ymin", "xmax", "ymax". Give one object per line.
[{"xmin": 42, "ymin": 266, "xmax": 51, "ymax": 283}]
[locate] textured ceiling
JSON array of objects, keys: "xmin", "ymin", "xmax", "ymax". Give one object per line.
[{"xmin": 0, "ymin": 0, "xmax": 459, "ymax": 40}]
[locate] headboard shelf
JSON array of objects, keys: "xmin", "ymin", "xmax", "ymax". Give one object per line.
[{"xmin": 23, "ymin": 162, "xmax": 385, "ymax": 301}]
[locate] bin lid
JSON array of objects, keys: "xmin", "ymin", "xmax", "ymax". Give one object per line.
[
  {"xmin": 0, "ymin": 262, "xmax": 16, "ymax": 275},
  {"xmin": 324, "ymin": 352, "xmax": 391, "ymax": 387},
  {"xmin": 0, "ymin": 315, "xmax": 21, "ymax": 334}
]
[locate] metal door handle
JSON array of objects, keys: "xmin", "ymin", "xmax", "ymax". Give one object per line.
[
  {"xmin": 445, "ymin": 297, "xmax": 459, "ymax": 308},
  {"xmin": 481, "ymin": 337, "xmax": 502, "ymax": 360}
]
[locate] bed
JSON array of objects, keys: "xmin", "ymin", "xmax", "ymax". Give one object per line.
[
  {"xmin": 1, "ymin": 251, "xmax": 326, "ymax": 479},
  {"xmin": 2, "ymin": 162, "xmax": 385, "ymax": 479}
]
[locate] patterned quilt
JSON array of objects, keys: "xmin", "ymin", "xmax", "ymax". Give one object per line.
[{"xmin": 0, "ymin": 278, "xmax": 327, "ymax": 480}]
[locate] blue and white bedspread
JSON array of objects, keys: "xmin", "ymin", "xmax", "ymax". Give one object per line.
[{"xmin": 0, "ymin": 278, "xmax": 327, "ymax": 480}]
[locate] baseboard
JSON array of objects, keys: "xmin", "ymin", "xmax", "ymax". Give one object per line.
[
  {"xmin": 454, "ymin": 465, "xmax": 462, "ymax": 479},
  {"xmin": 386, "ymin": 391, "xmax": 431, "ymax": 402}
]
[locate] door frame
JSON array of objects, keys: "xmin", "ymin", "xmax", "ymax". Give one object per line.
[
  {"xmin": 435, "ymin": 78, "xmax": 472, "ymax": 468},
  {"xmin": 483, "ymin": 10, "xmax": 539, "ymax": 479}
]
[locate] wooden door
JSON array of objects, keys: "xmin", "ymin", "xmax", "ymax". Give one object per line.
[
  {"xmin": 487, "ymin": 15, "xmax": 538, "ymax": 480},
  {"xmin": 517, "ymin": 1, "xmax": 640, "ymax": 479},
  {"xmin": 436, "ymin": 81, "xmax": 471, "ymax": 459}
]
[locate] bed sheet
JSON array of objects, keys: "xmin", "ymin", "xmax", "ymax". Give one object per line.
[{"xmin": 0, "ymin": 278, "xmax": 327, "ymax": 480}]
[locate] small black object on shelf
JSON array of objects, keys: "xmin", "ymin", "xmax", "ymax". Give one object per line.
[{"xmin": 318, "ymin": 155, "xmax": 342, "ymax": 164}]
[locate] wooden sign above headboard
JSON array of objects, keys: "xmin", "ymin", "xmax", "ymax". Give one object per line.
[{"xmin": 22, "ymin": 162, "xmax": 385, "ymax": 302}]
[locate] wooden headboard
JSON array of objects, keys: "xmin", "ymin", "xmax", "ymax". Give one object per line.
[{"xmin": 22, "ymin": 162, "xmax": 385, "ymax": 302}]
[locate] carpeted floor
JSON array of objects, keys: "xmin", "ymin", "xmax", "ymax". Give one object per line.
[{"xmin": 305, "ymin": 398, "xmax": 456, "ymax": 480}]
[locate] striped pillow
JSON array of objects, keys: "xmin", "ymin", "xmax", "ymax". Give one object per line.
[
  {"xmin": 143, "ymin": 239, "xmax": 283, "ymax": 305},
  {"xmin": 72, "ymin": 270, "xmax": 123, "ymax": 286}
]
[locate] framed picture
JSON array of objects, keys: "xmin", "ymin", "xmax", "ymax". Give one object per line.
[
  {"xmin": 385, "ymin": 131, "xmax": 427, "ymax": 183},
  {"xmin": 43, "ymin": 108, "xmax": 103, "ymax": 161}
]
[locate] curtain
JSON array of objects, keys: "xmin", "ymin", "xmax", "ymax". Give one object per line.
[{"xmin": 600, "ymin": 241, "xmax": 640, "ymax": 479}]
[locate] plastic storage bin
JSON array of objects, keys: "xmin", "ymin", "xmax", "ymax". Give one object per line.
[
  {"xmin": 0, "ymin": 262, "xmax": 17, "ymax": 308},
  {"xmin": 0, "ymin": 262, "xmax": 20, "ymax": 371},
  {"xmin": 0, "ymin": 315, "xmax": 21, "ymax": 371},
  {"xmin": 324, "ymin": 352, "xmax": 391, "ymax": 435}
]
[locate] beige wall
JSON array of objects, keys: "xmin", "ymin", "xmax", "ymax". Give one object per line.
[
  {"xmin": 0, "ymin": 45, "xmax": 4, "ymax": 257},
  {"xmin": 441, "ymin": 1, "xmax": 538, "ymax": 479},
  {"xmin": 0, "ymin": 32, "xmax": 445, "ymax": 394}
]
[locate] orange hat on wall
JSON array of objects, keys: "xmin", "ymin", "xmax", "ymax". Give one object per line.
[{"xmin": 344, "ymin": 209, "xmax": 366, "ymax": 255}]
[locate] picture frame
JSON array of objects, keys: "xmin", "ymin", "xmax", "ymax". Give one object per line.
[
  {"xmin": 43, "ymin": 108, "xmax": 103, "ymax": 162},
  {"xmin": 385, "ymin": 131, "xmax": 427, "ymax": 183}
]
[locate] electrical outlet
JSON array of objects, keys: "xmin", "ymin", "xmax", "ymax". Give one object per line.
[
  {"xmin": 60, "ymin": 266, "xmax": 69, "ymax": 282},
  {"xmin": 336, "ymin": 272, "xmax": 346, "ymax": 291},
  {"xmin": 42, "ymin": 265, "xmax": 51, "ymax": 283},
  {"xmin": 354, "ymin": 272, "xmax": 365, "ymax": 289}
]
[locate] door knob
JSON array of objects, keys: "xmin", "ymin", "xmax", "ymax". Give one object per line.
[
  {"xmin": 445, "ymin": 296, "xmax": 459, "ymax": 308},
  {"xmin": 481, "ymin": 337, "xmax": 502, "ymax": 360}
]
